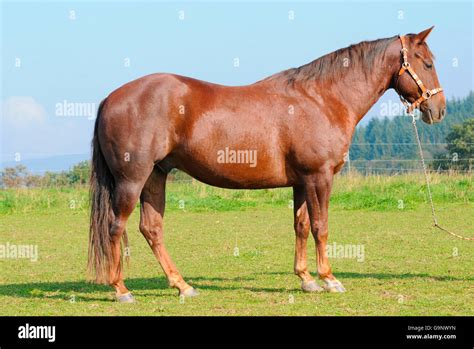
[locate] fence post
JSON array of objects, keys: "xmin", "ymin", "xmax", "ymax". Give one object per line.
[{"xmin": 346, "ymin": 150, "xmax": 351, "ymax": 174}]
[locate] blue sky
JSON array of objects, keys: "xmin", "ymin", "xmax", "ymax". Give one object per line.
[{"xmin": 1, "ymin": 0, "xmax": 473, "ymax": 170}]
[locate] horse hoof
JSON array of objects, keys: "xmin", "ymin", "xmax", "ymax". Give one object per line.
[
  {"xmin": 301, "ymin": 280, "xmax": 324, "ymax": 293},
  {"xmin": 323, "ymin": 279, "xmax": 346, "ymax": 293},
  {"xmin": 180, "ymin": 287, "xmax": 199, "ymax": 297},
  {"xmin": 116, "ymin": 292, "xmax": 136, "ymax": 303}
]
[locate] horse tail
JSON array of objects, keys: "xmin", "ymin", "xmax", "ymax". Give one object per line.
[{"xmin": 88, "ymin": 98, "xmax": 127, "ymax": 284}]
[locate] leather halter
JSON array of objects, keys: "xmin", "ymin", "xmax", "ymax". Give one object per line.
[{"xmin": 396, "ymin": 35, "xmax": 443, "ymax": 114}]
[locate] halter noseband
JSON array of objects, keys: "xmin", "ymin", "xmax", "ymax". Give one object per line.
[{"xmin": 396, "ymin": 35, "xmax": 443, "ymax": 114}]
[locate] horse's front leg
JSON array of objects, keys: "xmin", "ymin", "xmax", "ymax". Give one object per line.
[{"xmin": 304, "ymin": 171, "xmax": 346, "ymax": 293}]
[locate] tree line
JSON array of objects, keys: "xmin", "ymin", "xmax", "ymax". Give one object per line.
[{"xmin": 349, "ymin": 92, "xmax": 474, "ymax": 172}]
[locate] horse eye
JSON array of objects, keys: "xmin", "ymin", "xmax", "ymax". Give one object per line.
[{"xmin": 424, "ymin": 62, "xmax": 433, "ymax": 69}]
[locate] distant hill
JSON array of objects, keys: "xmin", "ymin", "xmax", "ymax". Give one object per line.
[{"xmin": 1, "ymin": 154, "xmax": 90, "ymax": 174}]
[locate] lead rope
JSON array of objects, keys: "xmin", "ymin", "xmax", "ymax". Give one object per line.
[{"xmin": 410, "ymin": 114, "xmax": 474, "ymax": 241}]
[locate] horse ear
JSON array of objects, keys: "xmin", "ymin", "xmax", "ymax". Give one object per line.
[{"xmin": 415, "ymin": 26, "xmax": 434, "ymax": 43}]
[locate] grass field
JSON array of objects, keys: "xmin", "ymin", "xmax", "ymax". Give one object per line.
[{"xmin": 0, "ymin": 174, "xmax": 473, "ymax": 316}]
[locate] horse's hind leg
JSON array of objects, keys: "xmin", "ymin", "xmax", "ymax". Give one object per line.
[
  {"xmin": 139, "ymin": 169, "xmax": 198, "ymax": 297},
  {"xmin": 293, "ymin": 186, "xmax": 323, "ymax": 292},
  {"xmin": 109, "ymin": 181, "xmax": 144, "ymax": 303}
]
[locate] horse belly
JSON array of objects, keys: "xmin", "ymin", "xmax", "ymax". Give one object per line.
[{"xmin": 175, "ymin": 146, "xmax": 293, "ymax": 189}]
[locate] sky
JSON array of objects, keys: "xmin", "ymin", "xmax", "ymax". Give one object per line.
[{"xmin": 1, "ymin": 0, "xmax": 473, "ymax": 170}]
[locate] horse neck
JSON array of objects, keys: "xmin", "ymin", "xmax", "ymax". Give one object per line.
[{"xmin": 310, "ymin": 39, "xmax": 401, "ymax": 127}]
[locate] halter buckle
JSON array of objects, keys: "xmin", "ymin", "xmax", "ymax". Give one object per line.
[
  {"xmin": 402, "ymin": 62, "xmax": 410, "ymax": 68},
  {"xmin": 422, "ymin": 90, "xmax": 432, "ymax": 99}
]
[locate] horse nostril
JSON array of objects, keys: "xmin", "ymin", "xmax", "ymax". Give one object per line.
[{"xmin": 440, "ymin": 108, "xmax": 446, "ymax": 118}]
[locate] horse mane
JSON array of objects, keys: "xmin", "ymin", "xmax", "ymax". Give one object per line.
[{"xmin": 267, "ymin": 36, "xmax": 398, "ymax": 85}]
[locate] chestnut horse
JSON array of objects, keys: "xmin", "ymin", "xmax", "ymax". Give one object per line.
[{"xmin": 88, "ymin": 27, "xmax": 446, "ymax": 302}]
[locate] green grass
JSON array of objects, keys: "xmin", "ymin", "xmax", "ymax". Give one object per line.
[
  {"xmin": 2, "ymin": 173, "xmax": 473, "ymax": 214},
  {"xmin": 0, "ymin": 174, "xmax": 473, "ymax": 315}
]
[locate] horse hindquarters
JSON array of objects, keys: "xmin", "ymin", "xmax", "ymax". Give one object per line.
[{"xmin": 88, "ymin": 99, "xmax": 154, "ymax": 301}]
